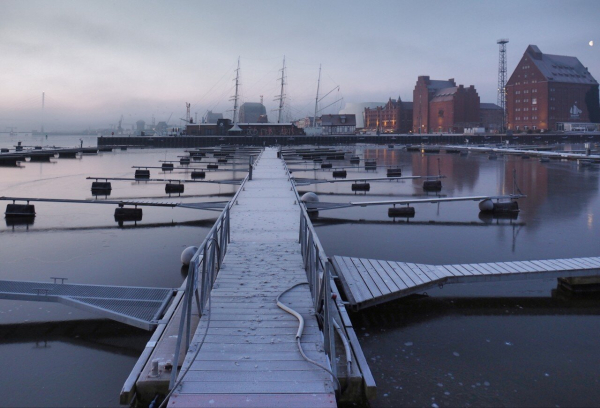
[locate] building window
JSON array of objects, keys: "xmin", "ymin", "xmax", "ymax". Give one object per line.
[
  {"xmin": 550, "ymin": 106, "xmax": 556, "ymax": 111},
  {"xmin": 438, "ymin": 110, "xmax": 444, "ymax": 117},
  {"xmin": 524, "ymin": 116, "xmax": 528, "ymax": 120},
  {"xmin": 524, "ymin": 90, "xmax": 529, "ymax": 94},
  {"xmin": 532, "ymin": 98, "xmax": 537, "ymax": 104},
  {"xmin": 524, "ymin": 107, "xmax": 529, "ymax": 111},
  {"xmin": 532, "ymin": 89, "xmax": 537, "ymax": 93},
  {"xmin": 516, "ymin": 99, "xmax": 521, "ymax": 103},
  {"xmin": 533, "ymin": 107, "xmax": 538, "ymax": 111},
  {"xmin": 524, "ymin": 80, "xmax": 529, "ymax": 84},
  {"xmin": 550, "ymin": 88, "xmax": 555, "ymax": 92},
  {"xmin": 516, "ymin": 108, "xmax": 521, "ymax": 111},
  {"xmin": 516, "ymin": 117, "xmax": 521, "ymax": 120},
  {"xmin": 516, "ymin": 90, "xmax": 521, "ymax": 94},
  {"xmin": 524, "ymin": 99, "xmax": 529, "ymax": 102},
  {"xmin": 550, "ymin": 97, "xmax": 555, "ymax": 101}
]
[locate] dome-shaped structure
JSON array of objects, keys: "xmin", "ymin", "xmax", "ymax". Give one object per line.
[{"xmin": 239, "ymin": 103, "xmax": 267, "ymax": 123}]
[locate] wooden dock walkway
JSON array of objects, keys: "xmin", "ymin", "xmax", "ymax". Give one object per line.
[
  {"xmin": 333, "ymin": 255, "xmax": 600, "ymax": 310},
  {"xmin": 169, "ymin": 148, "xmax": 336, "ymax": 407}
]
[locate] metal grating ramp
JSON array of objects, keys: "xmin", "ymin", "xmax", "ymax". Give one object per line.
[{"xmin": 0, "ymin": 279, "xmax": 175, "ymax": 330}]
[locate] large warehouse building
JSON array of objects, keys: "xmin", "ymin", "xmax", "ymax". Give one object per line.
[
  {"xmin": 412, "ymin": 76, "xmax": 480, "ymax": 133},
  {"xmin": 506, "ymin": 45, "xmax": 600, "ymax": 132}
]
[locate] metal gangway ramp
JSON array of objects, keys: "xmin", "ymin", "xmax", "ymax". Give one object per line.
[
  {"xmin": 0, "ymin": 279, "xmax": 174, "ymax": 330},
  {"xmin": 333, "ymin": 255, "xmax": 600, "ymax": 311},
  {"xmin": 169, "ymin": 147, "xmax": 337, "ymax": 407}
]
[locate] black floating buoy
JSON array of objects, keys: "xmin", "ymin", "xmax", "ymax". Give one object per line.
[
  {"xmin": 388, "ymin": 144, "xmax": 394, "ymax": 148},
  {"xmin": 192, "ymin": 156, "xmax": 202, "ymax": 161},
  {"xmin": 162, "ymin": 163, "xmax": 174, "ymax": 171},
  {"xmin": 165, "ymin": 183, "xmax": 184, "ymax": 194},
  {"xmin": 350, "ymin": 156, "xmax": 360, "ymax": 164},
  {"xmin": 387, "ymin": 168, "xmax": 402, "ymax": 177},
  {"xmin": 207, "ymin": 164, "xmax": 218, "ymax": 169},
  {"xmin": 479, "ymin": 199, "xmax": 519, "ymax": 213},
  {"xmin": 135, "ymin": 169, "xmax": 150, "ymax": 179},
  {"xmin": 332, "ymin": 170, "xmax": 347, "ymax": 179},
  {"xmin": 114, "ymin": 207, "xmax": 142, "ymax": 222},
  {"xmin": 5, "ymin": 204, "xmax": 36, "ymax": 218},
  {"xmin": 91, "ymin": 181, "xmax": 112, "ymax": 192},
  {"xmin": 388, "ymin": 206, "xmax": 415, "ymax": 218},
  {"xmin": 365, "ymin": 160, "xmax": 377, "ymax": 170},
  {"xmin": 351, "ymin": 183, "xmax": 370, "ymax": 192},
  {"xmin": 191, "ymin": 171, "xmax": 206, "ymax": 179},
  {"xmin": 180, "ymin": 157, "xmax": 190, "ymax": 165},
  {"xmin": 218, "ymin": 158, "xmax": 228, "ymax": 163},
  {"xmin": 1, "ymin": 148, "xmax": 9, "ymax": 153},
  {"xmin": 313, "ymin": 158, "xmax": 323, "ymax": 163},
  {"xmin": 120, "ymin": 146, "xmax": 127, "ymax": 151},
  {"xmin": 423, "ymin": 180, "xmax": 442, "ymax": 191},
  {"xmin": 321, "ymin": 163, "xmax": 332, "ymax": 169}
]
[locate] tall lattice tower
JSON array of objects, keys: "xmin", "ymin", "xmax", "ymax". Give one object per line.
[{"xmin": 497, "ymin": 39, "xmax": 509, "ymax": 133}]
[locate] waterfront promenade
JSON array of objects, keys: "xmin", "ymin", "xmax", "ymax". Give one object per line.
[{"xmin": 168, "ymin": 148, "xmax": 336, "ymax": 407}]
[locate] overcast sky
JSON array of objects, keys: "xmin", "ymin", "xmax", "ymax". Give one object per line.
[{"xmin": 1, "ymin": 0, "xmax": 598, "ymax": 131}]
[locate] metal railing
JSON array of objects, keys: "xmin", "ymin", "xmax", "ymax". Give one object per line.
[
  {"xmin": 284, "ymin": 156, "xmax": 377, "ymax": 398},
  {"xmin": 169, "ymin": 150, "xmax": 262, "ymax": 389},
  {"xmin": 284, "ymin": 159, "xmax": 338, "ymax": 380}
]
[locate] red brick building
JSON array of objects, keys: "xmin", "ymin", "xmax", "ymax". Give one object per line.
[
  {"xmin": 412, "ymin": 76, "xmax": 480, "ymax": 133},
  {"xmin": 506, "ymin": 45, "xmax": 599, "ymax": 132},
  {"xmin": 364, "ymin": 97, "xmax": 413, "ymax": 134}
]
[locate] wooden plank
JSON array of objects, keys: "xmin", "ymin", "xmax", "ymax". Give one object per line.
[
  {"xmin": 357, "ymin": 258, "xmax": 392, "ymax": 296},
  {"xmin": 582, "ymin": 257, "xmax": 600, "ymax": 267},
  {"xmin": 485, "ymin": 262, "xmax": 511, "ymax": 274},
  {"xmin": 527, "ymin": 260, "xmax": 552, "ymax": 272},
  {"xmin": 536, "ymin": 259, "xmax": 563, "ymax": 271},
  {"xmin": 519, "ymin": 260, "xmax": 547, "ymax": 272},
  {"xmin": 405, "ymin": 263, "xmax": 431, "ymax": 284},
  {"xmin": 363, "ymin": 259, "xmax": 399, "ymax": 293},
  {"xmin": 376, "ymin": 260, "xmax": 409, "ymax": 290},
  {"xmin": 393, "ymin": 262, "xmax": 425, "ymax": 286},
  {"xmin": 350, "ymin": 257, "xmax": 383, "ymax": 299},
  {"xmin": 414, "ymin": 263, "xmax": 443, "ymax": 281},
  {"xmin": 442, "ymin": 264, "xmax": 464, "ymax": 276},
  {"xmin": 455, "ymin": 264, "xmax": 480, "ymax": 275},
  {"xmin": 200, "ymin": 334, "xmax": 322, "ymax": 344},
  {"xmin": 336, "ymin": 256, "xmax": 370, "ymax": 303},
  {"xmin": 474, "ymin": 263, "xmax": 499, "ymax": 275},
  {"xmin": 501, "ymin": 261, "xmax": 530, "ymax": 273}
]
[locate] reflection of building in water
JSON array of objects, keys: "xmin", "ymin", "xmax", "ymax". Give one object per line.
[
  {"xmin": 506, "ymin": 45, "xmax": 600, "ymax": 132},
  {"xmin": 410, "ymin": 154, "xmax": 480, "ymax": 193}
]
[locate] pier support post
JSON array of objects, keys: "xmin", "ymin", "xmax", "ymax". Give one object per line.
[{"xmin": 249, "ymin": 155, "xmax": 254, "ymax": 180}]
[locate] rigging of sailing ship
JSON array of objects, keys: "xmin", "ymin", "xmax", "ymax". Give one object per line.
[
  {"xmin": 228, "ymin": 57, "xmax": 242, "ymax": 133},
  {"xmin": 304, "ymin": 64, "xmax": 342, "ymax": 136}
]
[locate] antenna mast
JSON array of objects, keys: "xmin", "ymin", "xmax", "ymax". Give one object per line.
[
  {"xmin": 313, "ymin": 64, "xmax": 321, "ymax": 128},
  {"xmin": 497, "ymin": 39, "xmax": 509, "ymax": 133},
  {"xmin": 185, "ymin": 103, "xmax": 191, "ymax": 123},
  {"xmin": 231, "ymin": 57, "xmax": 241, "ymax": 124},
  {"xmin": 274, "ymin": 56, "xmax": 286, "ymax": 123}
]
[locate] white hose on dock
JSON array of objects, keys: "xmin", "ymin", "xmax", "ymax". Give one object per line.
[{"xmin": 276, "ymin": 282, "xmax": 341, "ymax": 391}]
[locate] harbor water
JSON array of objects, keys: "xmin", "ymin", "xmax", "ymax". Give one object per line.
[{"xmin": 1, "ymin": 135, "xmax": 599, "ymax": 407}]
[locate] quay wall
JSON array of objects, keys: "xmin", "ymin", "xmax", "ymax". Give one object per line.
[{"xmin": 97, "ymin": 133, "xmax": 600, "ymax": 148}]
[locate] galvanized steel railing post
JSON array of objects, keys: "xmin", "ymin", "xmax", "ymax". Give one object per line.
[
  {"xmin": 249, "ymin": 155, "xmax": 253, "ymax": 180},
  {"xmin": 323, "ymin": 262, "xmax": 337, "ymax": 380}
]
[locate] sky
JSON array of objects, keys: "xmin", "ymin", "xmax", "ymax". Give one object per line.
[{"xmin": 0, "ymin": 0, "xmax": 598, "ymax": 132}]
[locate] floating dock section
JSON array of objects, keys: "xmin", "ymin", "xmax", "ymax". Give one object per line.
[{"xmin": 333, "ymin": 256, "xmax": 600, "ymax": 311}]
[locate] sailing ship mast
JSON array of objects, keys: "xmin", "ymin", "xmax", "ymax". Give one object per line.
[
  {"xmin": 275, "ymin": 56, "xmax": 286, "ymax": 123},
  {"xmin": 231, "ymin": 57, "xmax": 241, "ymax": 125},
  {"xmin": 313, "ymin": 64, "xmax": 321, "ymax": 129}
]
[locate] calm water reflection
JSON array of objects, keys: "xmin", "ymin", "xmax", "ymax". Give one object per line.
[
  {"xmin": 312, "ymin": 146, "xmax": 600, "ymax": 407},
  {"xmin": 0, "ymin": 135, "xmax": 231, "ymax": 407},
  {"xmin": 1, "ymin": 137, "xmax": 599, "ymax": 407}
]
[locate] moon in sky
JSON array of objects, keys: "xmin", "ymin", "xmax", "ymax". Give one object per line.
[{"xmin": 590, "ymin": 40, "xmax": 594, "ymax": 46}]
